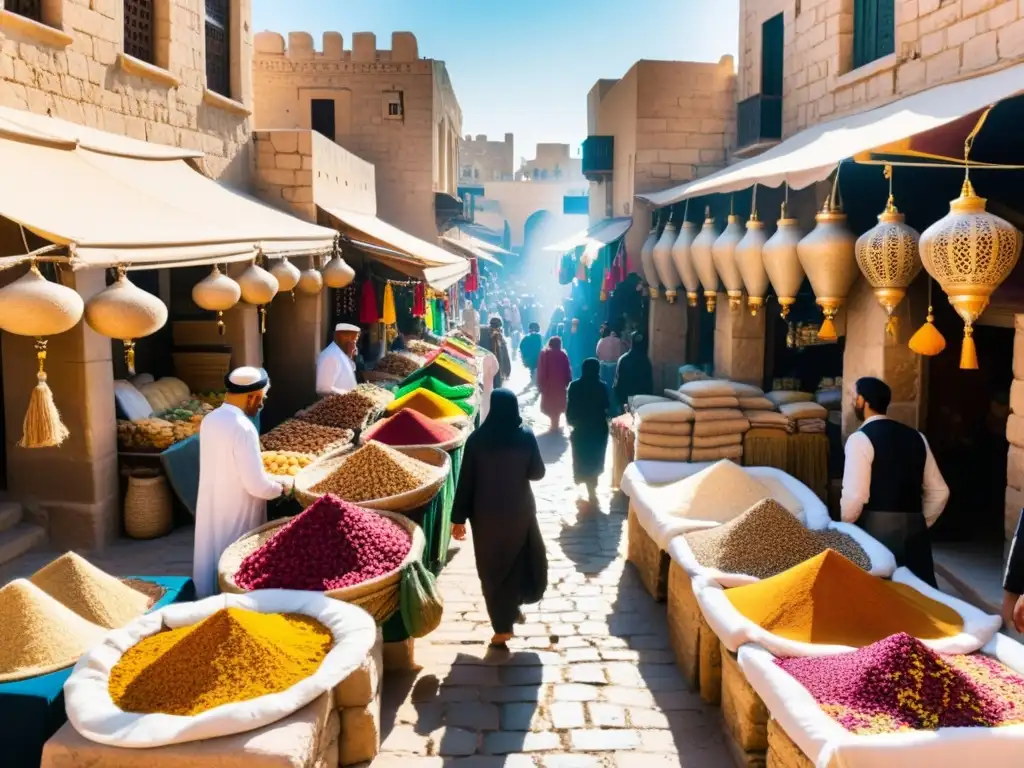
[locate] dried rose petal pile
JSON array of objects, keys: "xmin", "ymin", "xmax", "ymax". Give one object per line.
[
  {"xmin": 777, "ymin": 632, "xmax": 1024, "ymax": 734},
  {"xmin": 235, "ymin": 494, "xmax": 411, "ymax": 591}
]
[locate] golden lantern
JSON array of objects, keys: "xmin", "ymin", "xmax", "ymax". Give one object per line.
[
  {"xmin": 84, "ymin": 267, "xmax": 168, "ymax": 375},
  {"xmin": 797, "ymin": 187, "xmax": 858, "ymax": 342},
  {"xmin": 920, "ymin": 177, "xmax": 1021, "ymax": 369},
  {"xmin": 192, "ymin": 266, "xmax": 241, "ymax": 335},
  {"xmin": 691, "ymin": 207, "xmax": 721, "ymax": 313},
  {"xmin": 639, "ymin": 227, "xmax": 661, "ymax": 299},
  {"xmin": 762, "ymin": 199, "xmax": 805, "ymax": 319},
  {"xmin": 736, "ymin": 209, "xmax": 769, "ymax": 316},
  {"xmin": 671, "ymin": 218, "xmax": 700, "ymax": 306},
  {"xmin": 854, "ymin": 173, "xmax": 921, "ymax": 337},
  {"xmin": 238, "ymin": 260, "xmax": 279, "ymax": 334},
  {"xmin": 712, "ymin": 200, "xmax": 746, "ymax": 312},
  {"xmin": 652, "ymin": 220, "xmax": 681, "ymax": 303},
  {"xmin": 296, "ymin": 268, "xmax": 324, "ymax": 295}
]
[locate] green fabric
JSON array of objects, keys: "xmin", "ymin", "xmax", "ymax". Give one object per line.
[{"xmin": 395, "ymin": 376, "xmax": 474, "ymax": 402}]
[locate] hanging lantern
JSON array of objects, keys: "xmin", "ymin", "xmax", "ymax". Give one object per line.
[
  {"xmin": 192, "ymin": 266, "xmax": 240, "ymax": 335},
  {"xmin": 0, "ymin": 263, "xmax": 84, "ymax": 448},
  {"xmin": 855, "ymin": 184, "xmax": 921, "ymax": 336},
  {"xmin": 762, "ymin": 200, "xmax": 805, "ymax": 319},
  {"xmin": 238, "ymin": 261, "xmax": 279, "ymax": 334},
  {"xmin": 920, "ymin": 177, "xmax": 1022, "ymax": 369},
  {"xmin": 322, "ymin": 248, "xmax": 356, "ymax": 289},
  {"xmin": 797, "ymin": 189, "xmax": 858, "ymax": 342},
  {"xmin": 651, "ymin": 220, "xmax": 681, "ymax": 303},
  {"xmin": 670, "ymin": 219, "xmax": 700, "ymax": 307},
  {"xmin": 84, "ymin": 266, "xmax": 168, "ymax": 376},
  {"xmin": 691, "ymin": 207, "xmax": 721, "ymax": 313},
  {"xmin": 712, "ymin": 202, "xmax": 746, "ymax": 312},
  {"xmin": 269, "ymin": 257, "xmax": 300, "ymax": 297},
  {"xmin": 736, "ymin": 209, "xmax": 769, "ymax": 316},
  {"xmin": 639, "ymin": 227, "xmax": 661, "ymax": 299},
  {"xmin": 296, "ymin": 268, "xmax": 323, "ymax": 296}
]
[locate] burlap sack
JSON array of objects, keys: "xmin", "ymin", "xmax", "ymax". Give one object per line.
[
  {"xmin": 692, "ymin": 433, "xmax": 742, "ymax": 449},
  {"xmin": 635, "ymin": 443, "xmax": 691, "ymax": 461},
  {"xmin": 693, "ymin": 418, "xmax": 750, "ymax": 437},
  {"xmin": 636, "ymin": 401, "xmax": 695, "ymax": 424},
  {"xmin": 1007, "ymin": 486, "xmax": 1024, "ymax": 540},
  {"xmin": 730, "ymin": 382, "xmax": 764, "ymax": 397},
  {"xmin": 680, "ymin": 394, "xmax": 741, "ymax": 409},
  {"xmin": 1012, "ymin": 379, "xmax": 1024, "ymax": 415},
  {"xmin": 1009, "ymin": 445, "xmax": 1024, "ymax": 492},
  {"xmin": 692, "ymin": 408, "xmax": 746, "ymax": 423},
  {"xmin": 691, "ymin": 444, "xmax": 743, "ymax": 462},
  {"xmin": 638, "ymin": 419, "xmax": 693, "ymax": 436},
  {"xmin": 637, "ymin": 432, "xmax": 693, "ymax": 449},
  {"xmin": 766, "ymin": 390, "xmax": 814, "ymax": 406},
  {"xmin": 739, "ymin": 396, "xmax": 775, "ymax": 411},
  {"xmin": 1008, "ymin": 413, "xmax": 1024, "ymax": 449},
  {"xmin": 778, "ymin": 402, "xmax": 828, "ymax": 421},
  {"xmin": 679, "ymin": 379, "xmax": 736, "ymax": 397},
  {"xmin": 745, "ymin": 410, "xmax": 791, "ymax": 429}
]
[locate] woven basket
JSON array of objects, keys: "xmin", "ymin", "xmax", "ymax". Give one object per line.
[
  {"xmin": 124, "ymin": 470, "xmax": 173, "ymax": 540},
  {"xmin": 172, "ymin": 351, "xmax": 232, "ymax": 393},
  {"xmin": 293, "ymin": 445, "xmax": 450, "ymax": 512},
  {"xmin": 217, "ymin": 509, "xmax": 425, "ymax": 624},
  {"xmin": 627, "ymin": 503, "xmax": 668, "ymax": 601},
  {"xmin": 721, "ymin": 644, "xmax": 769, "ymax": 754},
  {"xmin": 667, "ymin": 559, "xmax": 701, "ymax": 690},
  {"xmin": 766, "ymin": 719, "xmax": 813, "ymax": 768}
]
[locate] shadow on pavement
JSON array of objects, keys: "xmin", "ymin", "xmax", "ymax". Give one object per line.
[{"xmin": 534, "ymin": 428, "xmax": 569, "ymax": 464}]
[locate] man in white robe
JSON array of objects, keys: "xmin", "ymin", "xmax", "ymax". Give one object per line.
[
  {"xmin": 316, "ymin": 323, "xmax": 360, "ymax": 397},
  {"xmin": 193, "ymin": 367, "xmax": 284, "ymax": 597}
]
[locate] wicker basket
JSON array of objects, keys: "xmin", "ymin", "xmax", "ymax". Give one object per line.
[
  {"xmin": 627, "ymin": 503, "xmax": 668, "ymax": 601},
  {"xmin": 217, "ymin": 509, "xmax": 425, "ymax": 624},
  {"xmin": 172, "ymin": 350, "xmax": 232, "ymax": 393},
  {"xmin": 721, "ymin": 644, "xmax": 769, "ymax": 756},
  {"xmin": 766, "ymin": 719, "xmax": 813, "ymax": 768},
  {"xmin": 124, "ymin": 470, "xmax": 173, "ymax": 540},
  {"xmin": 293, "ymin": 445, "xmax": 450, "ymax": 512},
  {"xmin": 667, "ymin": 559, "xmax": 701, "ymax": 690}
]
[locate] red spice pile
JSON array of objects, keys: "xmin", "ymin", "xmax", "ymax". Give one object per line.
[
  {"xmin": 363, "ymin": 410, "xmax": 459, "ymax": 447},
  {"xmin": 234, "ymin": 495, "xmax": 411, "ymax": 591}
]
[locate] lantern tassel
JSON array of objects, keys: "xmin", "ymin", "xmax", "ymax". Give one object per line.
[
  {"xmin": 817, "ymin": 315, "xmax": 838, "ymax": 342},
  {"xmin": 960, "ymin": 323, "xmax": 979, "ymax": 370},
  {"xmin": 259, "ymin": 305, "xmax": 267, "ymax": 334},
  {"xmin": 20, "ymin": 339, "xmax": 69, "ymax": 449},
  {"xmin": 885, "ymin": 313, "xmax": 898, "ymax": 338},
  {"xmin": 217, "ymin": 310, "xmax": 225, "ymax": 336},
  {"xmin": 123, "ymin": 340, "xmax": 136, "ymax": 376}
]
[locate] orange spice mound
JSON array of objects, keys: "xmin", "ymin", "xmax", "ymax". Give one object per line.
[{"xmin": 725, "ymin": 549, "xmax": 964, "ymax": 646}]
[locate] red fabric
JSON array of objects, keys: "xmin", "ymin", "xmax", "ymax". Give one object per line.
[
  {"xmin": 359, "ymin": 279, "xmax": 379, "ymax": 324},
  {"xmin": 536, "ymin": 338, "xmax": 572, "ymax": 421},
  {"xmin": 464, "ymin": 257, "xmax": 479, "ymax": 293},
  {"xmin": 413, "ymin": 283, "xmax": 426, "ymax": 317}
]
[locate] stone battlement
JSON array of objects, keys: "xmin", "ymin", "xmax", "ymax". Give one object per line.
[{"xmin": 254, "ymin": 30, "xmax": 420, "ymax": 63}]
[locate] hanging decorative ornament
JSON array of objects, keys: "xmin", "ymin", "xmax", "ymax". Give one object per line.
[
  {"xmin": 651, "ymin": 216, "xmax": 681, "ymax": 303},
  {"xmin": 762, "ymin": 187, "xmax": 805, "ymax": 319},
  {"xmin": 908, "ymin": 278, "xmax": 947, "ymax": 357},
  {"xmin": 854, "ymin": 166, "xmax": 921, "ymax": 337},
  {"xmin": 712, "ymin": 197, "xmax": 746, "ymax": 312},
  {"xmin": 296, "ymin": 268, "xmax": 323, "ymax": 296},
  {"xmin": 639, "ymin": 225, "xmax": 661, "ymax": 299},
  {"xmin": 0, "ymin": 262, "xmax": 84, "ymax": 448},
  {"xmin": 322, "ymin": 242, "xmax": 356, "ymax": 289},
  {"xmin": 670, "ymin": 201, "xmax": 700, "ymax": 307},
  {"xmin": 237, "ymin": 259, "xmax": 279, "ymax": 334},
  {"xmin": 192, "ymin": 265, "xmax": 240, "ymax": 335},
  {"xmin": 691, "ymin": 207, "xmax": 721, "ymax": 313},
  {"xmin": 797, "ymin": 173, "xmax": 858, "ymax": 342},
  {"xmin": 269, "ymin": 257, "xmax": 300, "ymax": 299},
  {"xmin": 84, "ymin": 266, "xmax": 168, "ymax": 376},
  {"xmin": 735, "ymin": 186, "xmax": 769, "ymax": 316}
]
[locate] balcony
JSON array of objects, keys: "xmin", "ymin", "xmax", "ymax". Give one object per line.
[
  {"xmin": 582, "ymin": 135, "xmax": 614, "ymax": 181},
  {"xmin": 735, "ymin": 94, "xmax": 782, "ymax": 158}
]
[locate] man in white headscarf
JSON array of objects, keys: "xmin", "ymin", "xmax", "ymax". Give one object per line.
[
  {"xmin": 316, "ymin": 323, "xmax": 360, "ymax": 396},
  {"xmin": 193, "ymin": 366, "xmax": 284, "ymax": 597}
]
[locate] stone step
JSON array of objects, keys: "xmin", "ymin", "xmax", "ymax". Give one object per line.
[
  {"xmin": 0, "ymin": 501, "xmax": 22, "ymax": 534},
  {"xmin": 0, "ymin": 523, "xmax": 47, "ymax": 568}
]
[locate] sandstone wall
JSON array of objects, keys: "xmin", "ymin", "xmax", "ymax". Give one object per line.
[{"xmin": 460, "ymin": 132, "xmax": 514, "ymax": 182}]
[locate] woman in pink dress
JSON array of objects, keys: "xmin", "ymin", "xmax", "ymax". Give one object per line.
[{"xmin": 536, "ymin": 336, "xmax": 572, "ymax": 431}]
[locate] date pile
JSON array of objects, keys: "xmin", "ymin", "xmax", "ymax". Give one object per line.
[
  {"xmin": 311, "ymin": 441, "xmax": 438, "ymax": 502},
  {"xmin": 298, "ymin": 391, "xmax": 379, "ymax": 431},
  {"xmin": 374, "ymin": 353, "xmax": 422, "ymax": 378},
  {"xmin": 259, "ymin": 419, "xmax": 353, "ymax": 457}
]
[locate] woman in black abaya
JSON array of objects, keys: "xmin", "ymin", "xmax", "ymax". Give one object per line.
[{"xmin": 451, "ymin": 389, "xmax": 548, "ymax": 648}]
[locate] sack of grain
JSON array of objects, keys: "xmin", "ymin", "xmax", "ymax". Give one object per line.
[
  {"xmin": 678, "ymin": 394, "xmax": 741, "ymax": 409},
  {"xmin": 1008, "ymin": 445, "xmax": 1024, "ymax": 491},
  {"xmin": 630, "ymin": 395, "xmax": 671, "ymax": 410},
  {"xmin": 679, "ymin": 380, "xmax": 737, "ymax": 398},
  {"xmin": 636, "ymin": 431, "xmax": 693, "ymax": 449},
  {"xmin": 692, "ymin": 434, "xmax": 743, "ymax": 449},
  {"xmin": 738, "ymin": 396, "xmax": 776, "ymax": 411},
  {"xmin": 745, "ymin": 411, "xmax": 792, "ymax": 430},
  {"xmin": 814, "ymin": 389, "xmax": 842, "ymax": 411},
  {"xmin": 693, "ymin": 418, "xmax": 751, "ymax": 437},
  {"xmin": 636, "ymin": 401, "xmax": 695, "ymax": 424},
  {"xmin": 778, "ymin": 402, "xmax": 828, "ymax": 421},
  {"xmin": 635, "ymin": 443, "xmax": 692, "ymax": 462},
  {"xmin": 692, "ymin": 408, "xmax": 746, "ymax": 423},
  {"xmin": 691, "ymin": 445, "xmax": 744, "ymax": 462},
  {"xmin": 637, "ymin": 419, "xmax": 693, "ymax": 437},
  {"xmin": 729, "ymin": 382, "xmax": 764, "ymax": 397},
  {"xmin": 1008, "ymin": 413, "xmax": 1024, "ymax": 449},
  {"xmin": 766, "ymin": 390, "xmax": 814, "ymax": 406},
  {"xmin": 797, "ymin": 418, "xmax": 827, "ymax": 434}
]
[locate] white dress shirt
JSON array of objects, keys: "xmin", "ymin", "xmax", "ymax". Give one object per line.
[
  {"xmin": 315, "ymin": 342, "xmax": 357, "ymax": 396},
  {"xmin": 840, "ymin": 415, "xmax": 950, "ymax": 527}
]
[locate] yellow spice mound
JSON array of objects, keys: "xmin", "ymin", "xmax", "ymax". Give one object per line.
[
  {"xmin": 725, "ymin": 549, "xmax": 964, "ymax": 647},
  {"xmin": 30, "ymin": 551, "xmax": 151, "ymax": 629},
  {"xmin": 0, "ymin": 579, "xmax": 107, "ymax": 682},
  {"xmin": 385, "ymin": 387, "xmax": 465, "ymax": 420},
  {"xmin": 109, "ymin": 607, "xmax": 332, "ymax": 716}
]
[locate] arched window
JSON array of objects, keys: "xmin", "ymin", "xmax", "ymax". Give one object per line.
[
  {"xmin": 124, "ymin": 0, "xmax": 154, "ymax": 63},
  {"xmin": 205, "ymin": 0, "xmax": 230, "ymax": 97}
]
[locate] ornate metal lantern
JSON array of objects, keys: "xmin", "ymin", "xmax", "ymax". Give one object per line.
[
  {"xmin": 691, "ymin": 208, "xmax": 721, "ymax": 313},
  {"xmin": 736, "ymin": 209, "xmax": 769, "ymax": 316},
  {"xmin": 652, "ymin": 220, "xmax": 681, "ymax": 303},
  {"xmin": 639, "ymin": 227, "xmax": 661, "ymax": 299},
  {"xmin": 797, "ymin": 189, "xmax": 858, "ymax": 342},
  {"xmin": 712, "ymin": 203, "xmax": 746, "ymax": 312},
  {"xmin": 671, "ymin": 219, "xmax": 700, "ymax": 307},
  {"xmin": 762, "ymin": 200, "xmax": 805, "ymax": 319}
]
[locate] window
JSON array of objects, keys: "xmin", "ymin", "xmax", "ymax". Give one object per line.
[
  {"xmin": 311, "ymin": 99, "xmax": 336, "ymax": 141},
  {"xmin": 205, "ymin": 0, "xmax": 230, "ymax": 97},
  {"xmin": 124, "ymin": 0, "xmax": 154, "ymax": 63},
  {"xmin": 853, "ymin": 0, "xmax": 895, "ymax": 69},
  {"xmin": 473, "ymin": 168, "xmax": 480, "ymax": 179},
  {"xmin": 761, "ymin": 13, "xmax": 784, "ymax": 98},
  {"xmin": 461, "ymin": 165, "xmax": 472, "ymax": 178},
  {"xmin": 383, "ymin": 90, "xmax": 404, "ymax": 120},
  {"xmin": 6, "ymin": 0, "xmax": 42, "ymax": 21}
]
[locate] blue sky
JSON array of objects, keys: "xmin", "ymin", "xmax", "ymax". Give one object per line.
[{"xmin": 252, "ymin": 0, "xmax": 739, "ymax": 166}]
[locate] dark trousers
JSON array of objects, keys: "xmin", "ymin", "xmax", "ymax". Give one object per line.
[{"xmin": 858, "ymin": 509, "xmax": 937, "ymax": 587}]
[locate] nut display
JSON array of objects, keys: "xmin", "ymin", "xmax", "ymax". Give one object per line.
[
  {"xmin": 311, "ymin": 441, "xmax": 438, "ymax": 502},
  {"xmin": 374, "ymin": 352, "xmax": 423, "ymax": 378},
  {"xmin": 354, "ymin": 383, "xmax": 396, "ymax": 408},
  {"xmin": 262, "ymin": 451, "xmax": 313, "ymax": 477},
  {"xmin": 406, "ymin": 340, "xmax": 439, "ymax": 356},
  {"xmin": 297, "ymin": 391, "xmax": 380, "ymax": 431},
  {"xmin": 259, "ymin": 419, "xmax": 353, "ymax": 457},
  {"xmin": 117, "ymin": 418, "xmax": 198, "ymax": 451}
]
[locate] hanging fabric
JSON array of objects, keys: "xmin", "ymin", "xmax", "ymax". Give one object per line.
[
  {"xmin": 359, "ymin": 279, "xmax": 379, "ymax": 324},
  {"xmin": 413, "ymin": 282, "xmax": 426, "ymax": 317},
  {"xmin": 424, "ymin": 296, "xmax": 434, "ymax": 330},
  {"xmin": 464, "ymin": 257, "xmax": 480, "ymax": 293},
  {"xmin": 381, "ymin": 282, "xmax": 397, "ymax": 326}
]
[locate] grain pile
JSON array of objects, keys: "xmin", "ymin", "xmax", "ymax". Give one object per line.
[
  {"xmin": 262, "ymin": 451, "xmax": 313, "ymax": 477},
  {"xmin": 354, "ymin": 382, "xmax": 395, "ymax": 408},
  {"xmin": 0, "ymin": 579, "xmax": 107, "ymax": 681},
  {"xmin": 298, "ymin": 391, "xmax": 380, "ymax": 431},
  {"xmin": 385, "ymin": 387, "xmax": 465, "ymax": 420},
  {"xmin": 311, "ymin": 441, "xmax": 439, "ymax": 502},
  {"xmin": 685, "ymin": 499, "xmax": 869, "ymax": 579},
  {"xmin": 374, "ymin": 353, "xmax": 421, "ymax": 378},
  {"xmin": 30, "ymin": 552, "xmax": 150, "ymax": 629},
  {"xmin": 260, "ymin": 419, "xmax": 353, "ymax": 456},
  {"xmin": 108, "ymin": 607, "xmax": 332, "ymax": 716}
]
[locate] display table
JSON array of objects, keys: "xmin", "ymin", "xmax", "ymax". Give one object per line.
[{"xmin": 0, "ymin": 576, "xmax": 195, "ymax": 768}]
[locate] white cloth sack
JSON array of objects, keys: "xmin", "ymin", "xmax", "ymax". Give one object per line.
[
  {"xmin": 739, "ymin": 395, "xmax": 776, "ymax": 411},
  {"xmin": 621, "ymin": 461, "xmax": 829, "ymax": 549},
  {"xmin": 780, "ymin": 401, "xmax": 829, "ymax": 421},
  {"xmin": 64, "ymin": 590, "xmax": 378, "ymax": 748},
  {"xmin": 697, "ymin": 567, "xmax": 1002, "ymax": 656},
  {"xmin": 636, "ymin": 401, "xmax": 694, "ymax": 423},
  {"xmin": 678, "ymin": 379, "xmax": 737, "ymax": 397},
  {"xmin": 738, "ymin": 635, "xmax": 1024, "ymax": 768},
  {"xmin": 114, "ymin": 380, "xmax": 154, "ymax": 421},
  {"xmin": 767, "ymin": 390, "xmax": 815, "ymax": 406},
  {"xmin": 667, "ymin": 520, "xmax": 897, "ymax": 588}
]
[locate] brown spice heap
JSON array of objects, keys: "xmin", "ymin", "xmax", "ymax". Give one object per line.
[
  {"xmin": 260, "ymin": 419, "xmax": 353, "ymax": 456},
  {"xmin": 30, "ymin": 552, "xmax": 151, "ymax": 629},
  {"xmin": 311, "ymin": 441, "xmax": 438, "ymax": 502},
  {"xmin": 686, "ymin": 498, "xmax": 870, "ymax": 579},
  {"xmin": 108, "ymin": 607, "xmax": 333, "ymax": 716},
  {"xmin": 374, "ymin": 353, "xmax": 422, "ymax": 377},
  {"xmin": 298, "ymin": 391, "xmax": 379, "ymax": 431}
]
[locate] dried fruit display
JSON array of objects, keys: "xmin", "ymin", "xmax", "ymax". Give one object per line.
[
  {"xmin": 311, "ymin": 441, "xmax": 437, "ymax": 502},
  {"xmin": 297, "ymin": 391, "xmax": 380, "ymax": 431},
  {"xmin": 354, "ymin": 383, "xmax": 395, "ymax": 408},
  {"xmin": 262, "ymin": 451, "xmax": 313, "ymax": 477},
  {"xmin": 259, "ymin": 419, "xmax": 353, "ymax": 457},
  {"xmin": 117, "ymin": 418, "xmax": 198, "ymax": 451},
  {"xmin": 405, "ymin": 340, "xmax": 439, "ymax": 356},
  {"xmin": 374, "ymin": 352, "xmax": 423, "ymax": 378}
]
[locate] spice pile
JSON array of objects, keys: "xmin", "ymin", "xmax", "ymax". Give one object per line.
[
  {"xmin": 406, "ymin": 339, "xmax": 439, "ymax": 356},
  {"xmin": 777, "ymin": 633, "xmax": 1024, "ymax": 734},
  {"xmin": 311, "ymin": 441, "xmax": 439, "ymax": 502},
  {"xmin": 260, "ymin": 419, "xmax": 353, "ymax": 456},
  {"xmin": 30, "ymin": 552, "xmax": 151, "ymax": 629},
  {"xmin": 235, "ymin": 495, "xmax": 412, "ymax": 590},
  {"xmin": 725, "ymin": 550, "xmax": 964, "ymax": 646},
  {"xmin": 298, "ymin": 391, "xmax": 379, "ymax": 431},
  {"xmin": 262, "ymin": 451, "xmax": 313, "ymax": 477},
  {"xmin": 374, "ymin": 353, "xmax": 422, "ymax": 378},
  {"xmin": 685, "ymin": 499, "xmax": 869, "ymax": 579},
  {"xmin": 395, "ymin": 376, "xmax": 475, "ymax": 403},
  {"xmin": 354, "ymin": 382, "xmax": 395, "ymax": 408},
  {"xmin": 386, "ymin": 387, "xmax": 465, "ymax": 420},
  {"xmin": 362, "ymin": 409, "xmax": 460, "ymax": 447},
  {"xmin": 108, "ymin": 607, "xmax": 332, "ymax": 716}
]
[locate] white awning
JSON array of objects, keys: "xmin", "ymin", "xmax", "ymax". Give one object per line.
[
  {"xmin": 638, "ymin": 62, "xmax": 1024, "ymax": 207},
  {"xmin": 453, "ymin": 221, "xmax": 508, "ymax": 253},
  {"xmin": 545, "ymin": 216, "xmax": 633, "ymax": 252},
  {"xmin": 440, "ymin": 231, "xmax": 508, "ymax": 266},
  {"xmin": 0, "ymin": 106, "xmax": 336, "ymax": 268}
]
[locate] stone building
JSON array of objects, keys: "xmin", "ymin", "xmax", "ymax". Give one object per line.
[
  {"xmin": 518, "ymin": 142, "xmax": 584, "ymax": 182},
  {"xmin": 459, "ymin": 132, "xmax": 514, "ymax": 182},
  {"xmin": 252, "ymin": 30, "xmax": 463, "ymax": 242}
]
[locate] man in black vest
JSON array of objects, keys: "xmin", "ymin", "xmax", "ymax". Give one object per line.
[{"xmin": 840, "ymin": 377, "xmax": 950, "ymax": 586}]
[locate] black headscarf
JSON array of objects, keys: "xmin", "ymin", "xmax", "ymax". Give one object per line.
[
  {"xmin": 581, "ymin": 357, "xmax": 600, "ymax": 381},
  {"xmin": 614, "ymin": 332, "xmax": 654, "ymax": 405},
  {"xmin": 567, "ymin": 357, "xmax": 609, "ymax": 429},
  {"xmin": 473, "ymin": 388, "xmax": 526, "ymax": 448}
]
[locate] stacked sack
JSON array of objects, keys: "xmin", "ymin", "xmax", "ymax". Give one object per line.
[
  {"xmin": 770, "ymin": 390, "xmax": 829, "ymax": 434},
  {"xmin": 734, "ymin": 382, "xmax": 792, "ymax": 435},
  {"xmin": 668, "ymin": 380, "xmax": 750, "ymax": 462},
  {"xmin": 633, "ymin": 401, "xmax": 694, "ymax": 461}
]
